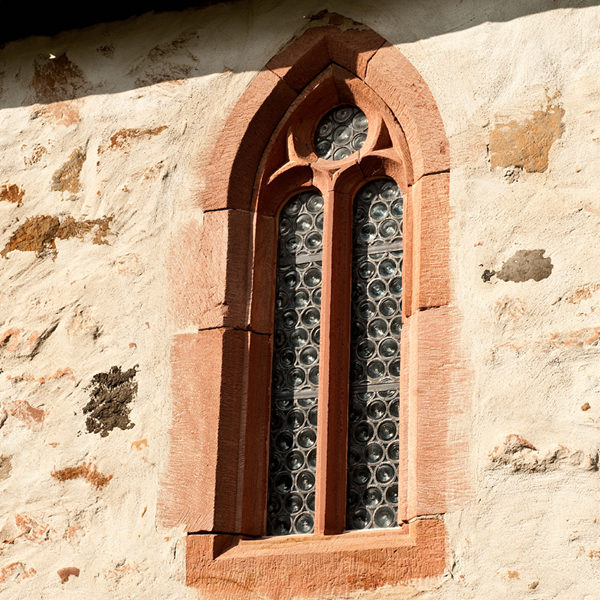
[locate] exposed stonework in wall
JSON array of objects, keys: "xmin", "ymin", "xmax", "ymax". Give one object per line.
[
  {"xmin": 489, "ymin": 101, "xmax": 565, "ymax": 172},
  {"xmin": 0, "ymin": 185, "xmax": 24, "ymax": 206},
  {"xmin": 57, "ymin": 567, "xmax": 80, "ymax": 583},
  {"xmin": 0, "ymin": 2, "xmax": 598, "ymax": 599},
  {"xmin": 36, "ymin": 101, "xmax": 82, "ymax": 127},
  {"xmin": 31, "ymin": 53, "xmax": 88, "ymax": 104},
  {"xmin": 51, "ymin": 462, "xmax": 113, "ymax": 489},
  {"xmin": 100, "ymin": 127, "xmax": 168, "ymax": 153},
  {"xmin": 489, "ymin": 434, "xmax": 599, "ymax": 473},
  {"xmin": 1, "ymin": 215, "xmax": 113, "ymax": 257},
  {"xmin": 51, "ymin": 147, "xmax": 85, "ymax": 194},
  {"xmin": 23, "ymin": 145, "xmax": 47, "ymax": 166}
]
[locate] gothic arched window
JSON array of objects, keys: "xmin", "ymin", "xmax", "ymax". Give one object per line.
[
  {"xmin": 266, "ymin": 100, "xmax": 406, "ymax": 535},
  {"xmin": 164, "ymin": 17, "xmax": 464, "ymax": 599}
]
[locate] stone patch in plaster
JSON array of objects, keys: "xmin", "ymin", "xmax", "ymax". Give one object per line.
[
  {"xmin": 37, "ymin": 100, "xmax": 82, "ymax": 127},
  {"xmin": 6, "ymin": 400, "xmax": 45, "ymax": 426},
  {"xmin": 483, "ymin": 249, "xmax": 553, "ymax": 283},
  {"xmin": 489, "ymin": 101, "xmax": 565, "ymax": 173},
  {"xmin": 493, "ymin": 325, "xmax": 600, "ymax": 354},
  {"xmin": 51, "ymin": 462, "xmax": 113, "ymax": 488},
  {"xmin": 132, "ymin": 31, "xmax": 198, "ymax": 87},
  {"xmin": 23, "ymin": 144, "xmax": 48, "ymax": 166},
  {"xmin": 51, "ymin": 147, "xmax": 86, "ymax": 194},
  {"xmin": 100, "ymin": 126, "xmax": 168, "ymax": 153},
  {"xmin": 489, "ymin": 434, "xmax": 599, "ymax": 473},
  {"xmin": 562, "ymin": 282, "xmax": 600, "ymax": 304},
  {"xmin": 6, "ymin": 367, "xmax": 75, "ymax": 384},
  {"xmin": 83, "ymin": 365, "xmax": 138, "ymax": 437},
  {"xmin": 0, "ymin": 328, "xmax": 23, "ymax": 353},
  {"xmin": 0, "ymin": 562, "xmax": 36, "ymax": 584},
  {"xmin": 1, "ymin": 215, "xmax": 113, "ymax": 257},
  {"xmin": 57, "ymin": 567, "xmax": 80, "ymax": 583},
  {"xmin": 96, "ymin": 44, "xmax": 114, "ymax": 57},
  {"xmin": 547, "ymin": 326, "xmax": 600, "ymax": 348},
  {"xmin": 13, "ymin": 513, "xmax": 50, "ymax": 543},
  {"xmin": 0, "ymin": 184, "xmax": 24, "ymax": 206},
  {"xmin": 31, "ymin": 53, "xmax": 87, "ymax": 104},
  {"xmin": 0, "ymin": 455, "xmax": 12, "ymax": 481}
]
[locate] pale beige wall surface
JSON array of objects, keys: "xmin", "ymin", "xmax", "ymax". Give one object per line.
[{"xmin": 0, "ymin": 1, "xmax": 599, "ymax": 598}]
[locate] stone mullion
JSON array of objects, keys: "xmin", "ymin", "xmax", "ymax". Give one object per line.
[{"xmin": 314, "ymin": 179, "xmax": 353, "ymax": 535}]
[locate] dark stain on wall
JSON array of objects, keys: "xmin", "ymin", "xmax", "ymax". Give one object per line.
[
  {"xmin": 1, "ymin": 215, "xmax": 113, "ymax": 257},
  {"xmin": 482, "ymin": 269, "xmax": 495, "ymax": 283},
  {"xmin": 51, "ymin": 147, "xmax": 85, "ymax": 194},
  {"xmin": 83, "ymin": 365, "xmax": 138, "ymax": 437},
  {"xmin": 31, "ymin": 53, "xmax": 87, "ymax": 104},
  {"xmin": 96, "ymin": 44, "xmax": 114, "ymax": 58},
  {"xmin": 483, "ymin": 249, "xmax": 553, "ymax": 283},
  {"xmin": 29, "ymin": 321, "xmax": 59, "ymax": 359}
]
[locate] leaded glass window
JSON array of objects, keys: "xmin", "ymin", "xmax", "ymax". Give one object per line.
[
  {"xmin": 268, "ymin": 101, "xmax": 404, "ymax": 536},
  {"xmin": 346, "ymin": 179, "xmax": 403, "ymax": 530},
  {"xmin": 266, "ymin": 191, "xmax": 324, "ymax": 536},
  {"xmin": 314, "ymin": 105, "xmax": 368, "ymax": 161}
]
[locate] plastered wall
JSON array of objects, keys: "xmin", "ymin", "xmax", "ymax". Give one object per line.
[{"xmin": 0, "ymin": 1, "xmax": 599, "ymax": 598}]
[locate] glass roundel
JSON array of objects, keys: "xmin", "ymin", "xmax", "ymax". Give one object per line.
[
  {"xmin": 314, "ymin": 105, "xmax": 368, "ymax": 161},
  {"xmin": 267, "ymin": 190, "xmax": 324, "ymax": 536},
  {"xmin": 346, "ymin": 178, "xmax": 403, "ymax": 531}
]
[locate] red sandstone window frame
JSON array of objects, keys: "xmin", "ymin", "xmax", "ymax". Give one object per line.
[{"xmin": 162, "ymin": 18, "xmax": 466, "ymax": 598}]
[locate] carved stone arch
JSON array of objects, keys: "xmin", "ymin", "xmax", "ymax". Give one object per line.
[
  {"xmin": 253, "ymin": 63, "xmax": 413, "ymax": 211},
  {"xmin": 201, "ymin": 23, "xmax": 449, "ymax": 212}
]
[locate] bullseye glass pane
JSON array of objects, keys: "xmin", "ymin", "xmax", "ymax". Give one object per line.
[
  {"xmin": 347, "ymin": 179, "xmax": 403, "ymax": 530},
  {"xmin": 267, "ymin": 191, "xmax": 323, "ymax": 536},
  {"xmin": 314, "ymin": 105, "xmax": 368, "ymax": 161}
]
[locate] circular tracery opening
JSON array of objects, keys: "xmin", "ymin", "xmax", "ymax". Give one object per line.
[{"xmin": 314, "ymin": 105, "xmax": 368, "ymax": 161}]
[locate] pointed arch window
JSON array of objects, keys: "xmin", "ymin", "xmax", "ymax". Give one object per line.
[
  {"xmin": 265, "ymin": 102, "xmax": 406, "ymax": 534},
  {"xmin": 254, "ymin": 64, "xmax": 415, "ymax": 537},
  {"xmin": 165, "ymin": 18, "xmax": 461, "ymax": 599}
]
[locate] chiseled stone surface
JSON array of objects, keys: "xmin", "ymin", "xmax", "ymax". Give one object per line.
[{"xmin": 0, "ymin": 1, "xmax": 599, "ymax": 598}]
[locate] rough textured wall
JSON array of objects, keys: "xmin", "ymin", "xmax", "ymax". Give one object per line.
[{"xmin": 0, "ymin": 1, "xmax": 599, "ymax": 598}]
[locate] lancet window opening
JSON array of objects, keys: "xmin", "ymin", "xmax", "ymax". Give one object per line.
[{"xmin": 255, "ymin": 65, "xmax": 412, "ymax": 537}]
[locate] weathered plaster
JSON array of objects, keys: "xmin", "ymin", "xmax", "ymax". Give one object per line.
[{"xmin": 0, "ymin": 1, "xmax": 599, "ymax": 599}]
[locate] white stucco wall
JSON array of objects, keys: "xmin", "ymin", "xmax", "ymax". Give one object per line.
[{"xmin": 1, "ymin": 1, "xmax": 599, "ymax": 598}]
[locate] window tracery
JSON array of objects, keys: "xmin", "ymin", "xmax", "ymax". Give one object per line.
[{"xmin": 263, "ymin": 76, "xmax": 409, "ymax": 534}]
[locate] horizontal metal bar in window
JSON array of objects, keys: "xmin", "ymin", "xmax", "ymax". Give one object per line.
[
  {"xmin": 353, "ymin": 242, "xmax": 403, "ymax": 257},
  {"xmin": 278, "ymin": 253, "xmax": 323, "ymax": 266},
  {"xmin": 351, "ymin": 381, "xmax": 399, "ymax": 393},
  {"xmin": 273, "ymin": 388, "xmax": 319, "ymax": 399}
]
